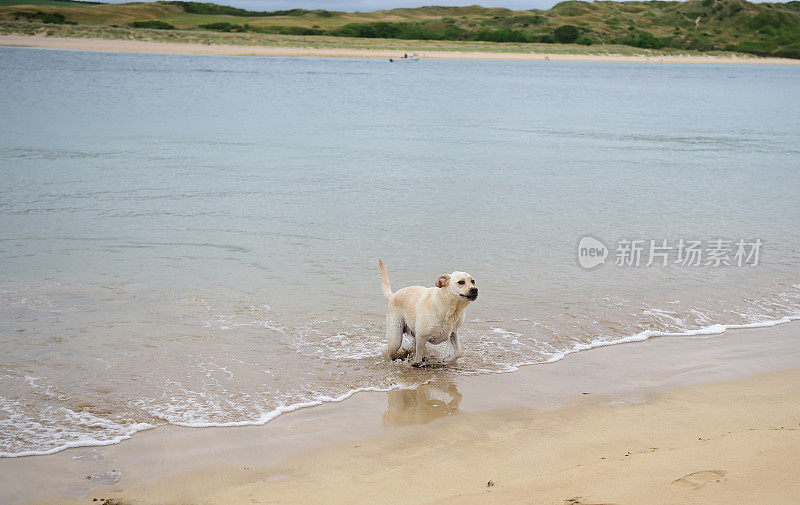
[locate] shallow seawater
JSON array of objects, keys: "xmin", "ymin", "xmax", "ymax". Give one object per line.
[{"xmin": 1, "ymin": 47, "xmax": 799, "ymax": 456}]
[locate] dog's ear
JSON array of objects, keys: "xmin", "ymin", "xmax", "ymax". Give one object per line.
[{"xmin": 435, "ymin": 274, "xmax": 450, "ymax": 288}]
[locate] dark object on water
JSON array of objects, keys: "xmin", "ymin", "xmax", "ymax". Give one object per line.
[{"xmin": 389, "ymin": 53, "xmax": 420, "ymax": 62}]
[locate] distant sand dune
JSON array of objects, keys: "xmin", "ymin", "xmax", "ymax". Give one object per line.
[{"xmin": 2, "ymin": 34, "xmax": 800, "ymax": 65}]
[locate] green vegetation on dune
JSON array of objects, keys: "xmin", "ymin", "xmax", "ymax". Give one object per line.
[
  {"xmin": 11, "ymin": 9, "xmax": 73, "ymax": 23},
  {"xmin": 129, "ymin": 19, "xmax": 173, "ymax": 29},
  {"xmin": 0, "ymin": 18, "xmax": 753, "ymax": 58},
  {"xmin": 1, "ymin": 0, "xmax": 799, "ymax": 59},
  {"xmin": 165, "ymin": 1, "xmax": 338, "ymax": 18}
]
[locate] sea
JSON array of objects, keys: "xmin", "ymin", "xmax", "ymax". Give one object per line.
[{"xmin": 1, "ymin": 46, "xmax": 799, "ymax": 457}]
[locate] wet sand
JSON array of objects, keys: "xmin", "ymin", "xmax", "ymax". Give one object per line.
[
  {"xmin": 2, "ymin": 34, "xmax": 800, "ymax": 64},
  {"xmin": 1, "ymin": 321, "xmax": 799, "ymax": 504}
]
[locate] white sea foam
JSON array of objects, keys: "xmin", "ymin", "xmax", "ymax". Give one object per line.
[
  {"xmin": 0, "ymin": 423, "xmax": 155, "ymax": 458},
  {"xmin": 0, "ymin": 394, "xmax": 155, "ymax": 458},
  {"xmin": 539, "ymin": 315, "xmax": 800, "ymax": 366},
  {"xmin": 146, "ymin": 385, "xmax": 409, "ymax": 429},
  {"xmin": 476, "ymin": 313, "xmax": 800, "ymax": 374}
]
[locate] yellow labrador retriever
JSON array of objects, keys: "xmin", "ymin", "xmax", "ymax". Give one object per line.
[{"xmin": 379, "ymin": 260, "xmax": 478, "ymax": 366}]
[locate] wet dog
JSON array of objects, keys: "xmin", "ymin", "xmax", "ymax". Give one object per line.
[{"xmin": 379, "ymin": 260, "xmax": 478, "ymax": 366}]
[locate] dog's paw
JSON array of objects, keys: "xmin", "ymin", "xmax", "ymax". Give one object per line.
[{"xmin": 393, "ymin": 349, "xmax": 410, "ymax": 360}]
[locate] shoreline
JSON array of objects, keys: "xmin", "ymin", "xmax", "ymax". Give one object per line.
[
  {"xmin": 2, "ymin": 314, "xmax": 797, "ymax": 460},
  {"xmin": 3, "ymin": 34, "xmax": 800, "ymax": 64},
  {"xmin": 1, "ymin": 320, "xmax": 799, "ymax": 504}
]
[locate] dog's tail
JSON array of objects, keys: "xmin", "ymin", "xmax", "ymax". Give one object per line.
[{"xmin": 379, "ymin": 259, "xmax": 393, "ymax": 302}]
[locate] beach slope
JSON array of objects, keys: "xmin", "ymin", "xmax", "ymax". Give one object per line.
[{"xmin": 77, "ymin": 369, "xmax": 800, "ymax": 505}]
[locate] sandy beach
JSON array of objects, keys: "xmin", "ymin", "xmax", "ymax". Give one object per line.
[
  {"xmin": 2, "ymin": 321, "xmax": 798, "ymax": 505},
  {"xmin": 2, "ymin": 34, "xmax": 800, "ymax": 64}
]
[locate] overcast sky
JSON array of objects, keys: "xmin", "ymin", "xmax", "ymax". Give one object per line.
[{"xmin": 102, "ymin": 0, "xmax": 791, "ymax": 13}]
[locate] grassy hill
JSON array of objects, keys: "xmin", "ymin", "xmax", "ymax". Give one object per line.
[{"xmin": 1, "ymin": 0, "xmax": 799, "ymax": 58}]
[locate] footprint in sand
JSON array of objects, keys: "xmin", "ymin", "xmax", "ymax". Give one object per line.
[
  {"xmin": 671, "ymin": 470, "xmax": 727, "ymax": 490},
  {"xmin": 563, "ymin": 498, "xmax": 616, "ymax": 505}
]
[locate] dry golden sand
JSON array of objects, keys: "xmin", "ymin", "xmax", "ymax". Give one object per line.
[{"xmin": 2, "ymin": 34, "xmax": 800, "ymax": 64}]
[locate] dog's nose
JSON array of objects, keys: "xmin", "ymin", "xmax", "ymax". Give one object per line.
[{"xmin": 469, "ymin": 288, "xmax": 478, "ymax": 295}]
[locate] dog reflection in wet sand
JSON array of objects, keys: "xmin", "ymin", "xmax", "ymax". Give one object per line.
[
  {"xmin": 379, "ymin": 260, "xmax": 478, "ymax": 366},
  {"xmin": 383, "ymin": 382, "xmax": 462, "ymax": 426}
]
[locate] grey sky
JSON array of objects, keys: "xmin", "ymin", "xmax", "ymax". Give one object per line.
[{"xmin": 102, "ymin": 0, "xmax": 791, "ymax": 13}]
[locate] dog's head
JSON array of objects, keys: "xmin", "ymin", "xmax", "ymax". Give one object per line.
[{"xmin": 436, "ymin": 271, "xmax": 478, "ymax": 301}]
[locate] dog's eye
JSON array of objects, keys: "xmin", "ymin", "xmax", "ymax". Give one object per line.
[
  {"xmin": 471, "ymin": 280, "xmax": 475, "ymax": 284},
  {"xmin": 457, "ymin": 280, "xmax": 465, "ymax": 285}
]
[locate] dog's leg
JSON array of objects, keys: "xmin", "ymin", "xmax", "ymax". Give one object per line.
[
  {"xmin": 395, "ymin": 326, "xmax": 414, "ymax": 360},
  {"xmin": 386, "ymin": 312, "xmax": 404, "ymax": 360},
  {"xmin": 411, "ymin": 335, "xmax": 427, "ymax": 366},
  {"xmin": 444, "ymin": 332, "xmax": 462, "ymax": 364}
]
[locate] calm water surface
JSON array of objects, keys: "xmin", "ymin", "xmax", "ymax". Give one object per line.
[{"xmin": 1, "ymin": 47, "xmax": 799, "ymax": 456}]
